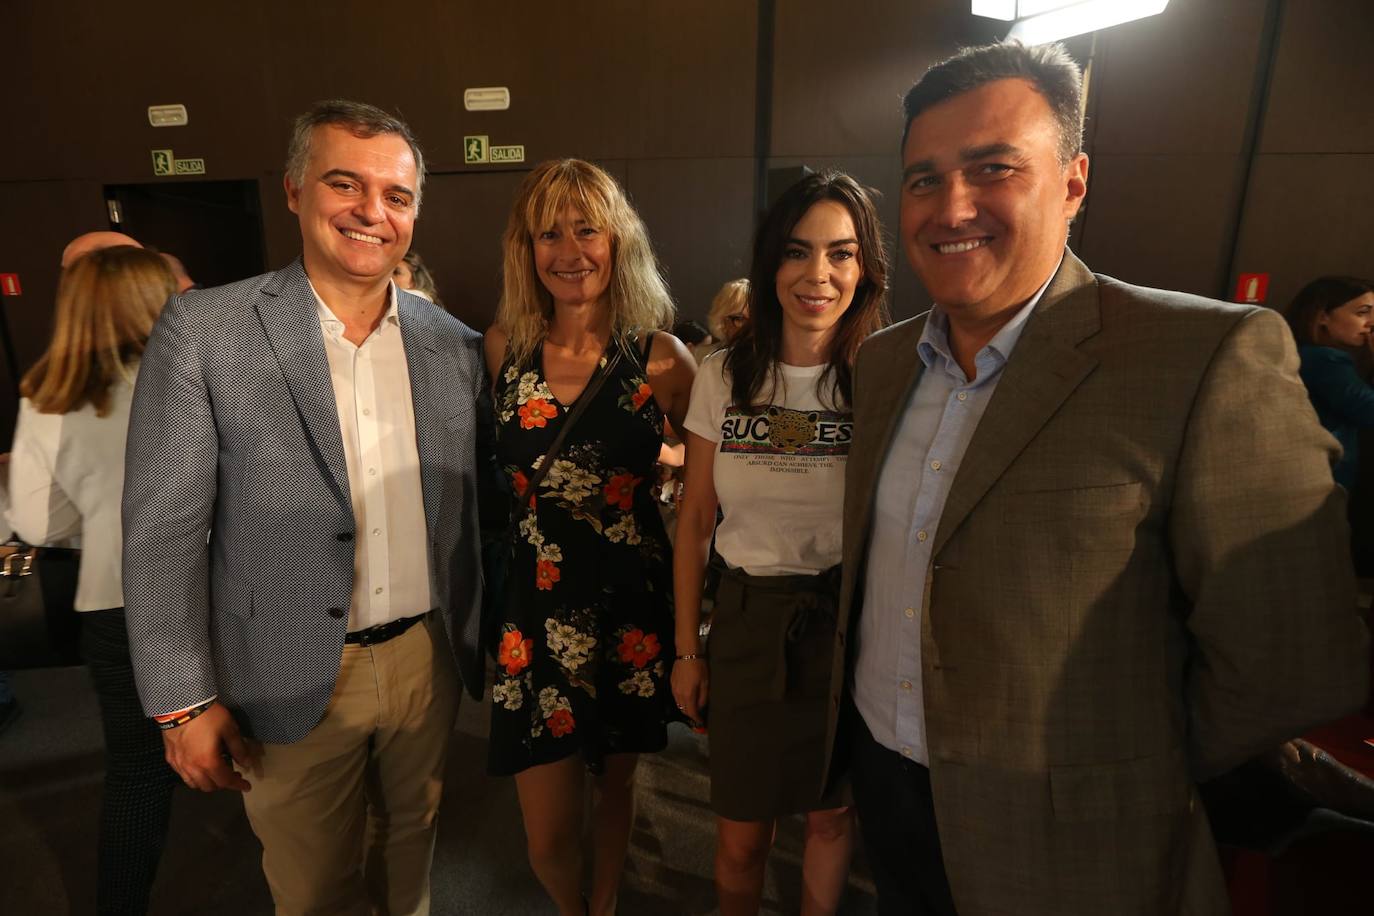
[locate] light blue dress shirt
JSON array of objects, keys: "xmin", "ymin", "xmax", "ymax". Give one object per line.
[{"xmin": 853, "ymin": 270, "xmax": 1057, "ymax": 763}]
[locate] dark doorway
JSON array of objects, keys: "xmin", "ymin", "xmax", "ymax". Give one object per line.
[{"xmin": 104, "ymin": 180, "xmax": 267, "ymax": 289}]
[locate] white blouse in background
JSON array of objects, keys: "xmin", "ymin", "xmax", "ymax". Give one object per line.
[{"xmin": 6, "ymin": 377, "xmax": 135, "ymax": 612}]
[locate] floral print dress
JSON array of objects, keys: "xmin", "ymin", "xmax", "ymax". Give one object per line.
[{"xmin": 487, "ymin": 335, "xmax": 675, "ymax": 776}]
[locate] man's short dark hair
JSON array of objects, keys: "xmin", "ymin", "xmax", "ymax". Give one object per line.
[
  {"xmin": 285, "ymin": 99, "xmax": 426, "ymax": 207},
  {"xmin": 902, "ymin": 41, "xmax": 1084, "ymax": 166}
]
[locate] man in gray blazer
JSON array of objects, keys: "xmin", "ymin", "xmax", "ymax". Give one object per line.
[
  {"xmin": 827, "ymin": 43, "xmax": 1369, "ymax": 915},
  {"xmin": 123, "ymin": 100, "xmax": 490, "ymax": 915}
]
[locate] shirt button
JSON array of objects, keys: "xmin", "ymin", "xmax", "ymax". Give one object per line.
[
  {"xmin": 916, "ymin": 530, "xmax": 928, "ymax": 542},
  {"xmin": 362, "ymin": 407, "xmax": 372, "ymax": 416},
  {"xmin": 368, "ymin": 467, "xmax": 378, "ymax": 477},
  {"xmin": 930, "ymin": 459, "xmax": 942, "ymax": 471},
  {"xmin": 901, "ymin": 680, "xmax": 912, "ymax": 690},
  {"xmin": 372, "ymin": 528, "xmax": 381, "ymax": 536},
  {"xmin": 901, "ymin": 746, "xmax": 913, "ymax": 758},
  {"xmin": 374, "ymin": 587, "xmax": 383, "ymax": 595},
  {"xmin": 957, "ymin": 391, "xmax": 968, "ymax": 401},
  {"xmin": 904, "ymin": 607, "xmax": 915, "ymax": 619}
]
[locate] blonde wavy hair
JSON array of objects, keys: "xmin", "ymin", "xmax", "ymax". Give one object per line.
[
  {"xmin": 496, "ymin": 159, "xmax": 674, "ymax": 367},
  {"xmin": 21, "ymin": 246, "xmax": 174, "ymax": 416},
  {"xmin": 707, "ymin": 277, "xmax": 750, "ymax": 343}
]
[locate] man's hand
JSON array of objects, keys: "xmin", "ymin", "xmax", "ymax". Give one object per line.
[{"xmin": 161, "ymin": 702, "xmax": 261, "ymax": 792}]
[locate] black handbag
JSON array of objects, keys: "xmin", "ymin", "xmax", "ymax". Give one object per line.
[
  {"xmin": 0, "ymin": 541, "xmax": 82, "ymax": 669},
  {"xmin": 480, "ymin": 343, "xmax": 626, "ymax": 660}
]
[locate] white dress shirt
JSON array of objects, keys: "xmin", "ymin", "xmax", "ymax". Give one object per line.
[
  {"xmin": 853, "ymin": 267, "xmax": 1058, "ymax": 763},
  {"xmin": 311, "ymin": 280, "xmax": 433, "ymax": 631}
]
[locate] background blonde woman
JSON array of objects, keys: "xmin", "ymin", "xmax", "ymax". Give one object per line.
[
  {"xmin": 6, "ymin": 246, "xmax": 177, "ymax": 915},
  {"xmin": 484, "ymin": 158, "xmax": 696, "ymax": 916},
  {"xmin": 706, "ymin": 277, "xmax": 750, "ymax": 352}
]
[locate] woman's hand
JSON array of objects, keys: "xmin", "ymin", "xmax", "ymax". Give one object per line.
[{"xmin": 671, "ymin": 657, "xmax": 709, "ymax": 725}]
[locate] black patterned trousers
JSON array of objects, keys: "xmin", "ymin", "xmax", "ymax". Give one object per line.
[{"xmin": 80, "ymin": 608, "xmax": 180, "ymax": 916}]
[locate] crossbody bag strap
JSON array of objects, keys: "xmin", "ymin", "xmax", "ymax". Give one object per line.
[{"xmin": 511, "ymin": 343, "xmax": 625, "ymax": 520}]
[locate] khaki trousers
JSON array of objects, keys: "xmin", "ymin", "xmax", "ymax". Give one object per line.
[{"xmin": 241, "ymin": 614, "xmax": 460, "ymax": 916}]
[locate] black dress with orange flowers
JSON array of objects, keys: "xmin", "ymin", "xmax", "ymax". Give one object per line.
[{"xmin": 487, "ymin": 335, "xmax": 675, "ymax": 776}]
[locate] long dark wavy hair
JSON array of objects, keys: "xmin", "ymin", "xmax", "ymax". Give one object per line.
[{"xmin": 725, "ymin": 170, "xmax": 889, "ymax": 411}]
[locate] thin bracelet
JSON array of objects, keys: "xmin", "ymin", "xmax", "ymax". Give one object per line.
[
  {"xmin": 675, "ymin": 653, "xmax": 706, "ymax": 661},
  {"xmin": 155, "ymin": 700, "xmax": 214, "ymax": 731}
]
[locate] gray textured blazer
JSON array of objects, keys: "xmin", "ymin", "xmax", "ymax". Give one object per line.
[{"xmin": 123, "ymin": 259, "xmax": 491, "ymax": 743}]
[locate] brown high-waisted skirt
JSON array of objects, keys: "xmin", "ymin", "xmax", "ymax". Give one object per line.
[{"xmin": 707, "ymin": 564, "xmax": 849, "ymax": 821}]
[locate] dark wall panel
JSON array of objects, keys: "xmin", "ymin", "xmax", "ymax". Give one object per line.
[
  {"xmin": 1075, "ymin": 0, "xmax": 1269, "ymax": 301},
  {"xmin": 257, "ymin": 176, "xmax": 303, "ymax": 272},
  {"xmin": 384, "ymin": 0, "xmax": 758, "ymax": 167},
  {"xmin": 623, "ymin": 158, "xmax": 756, "ymax": 320},
  {"xmin": 770, "ymin": 0, "xmax": 1001, "ymax": 158},
  {"xmin": 409, "ymin": 169, "xmax": 529, "ymax": 331},
  {"xmin": 1077, "ymin": 154, "xmax": 1247, "ymax": 298},
  {"xmin": 1232, "ymin": 154, "xmax": 1374, "ymax": 313},
  {"xmin": 1089, "ymin": 0, "xmax": 1268, "ymax": 157},
  {"xmin": 1261, "ymin": 0, "xmax": 1374, "ymax": 154}
]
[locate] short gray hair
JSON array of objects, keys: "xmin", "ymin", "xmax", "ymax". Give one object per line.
[
  {"xmin": 284, "ymin": 99, "xmax": 426, "ymax": 206},
  {"xmin": 902, "ymin": 41, "xmax": 1084, "ymax": 167}
]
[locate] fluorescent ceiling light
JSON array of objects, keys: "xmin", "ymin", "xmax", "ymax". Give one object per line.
[
  {"xmin": 971, "ymin": 0, "xmax": 1017, "ymax": 17},
  {"xmin": 973, "ymin": 1, "xmax": 1081, "ymax": 18},
  {"xmin": 973, "ymin": 1, "xmax": 1171, "ymax": 43}
]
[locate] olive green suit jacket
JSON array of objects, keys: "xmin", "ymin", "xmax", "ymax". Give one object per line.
[{"xmin": 828, "ymin": 252, "xmax": 1370, "ymax": 916}]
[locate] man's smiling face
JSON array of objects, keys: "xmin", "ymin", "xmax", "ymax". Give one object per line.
[
  {"xmin": 899, "ymin": 78, "xmax": 1088, "ymax": 321},
  {"xmin": 286, "ymin": 124, "xmax": 418, "ymax": 287}
]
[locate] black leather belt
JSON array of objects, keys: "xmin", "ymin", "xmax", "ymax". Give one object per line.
[{"xmin": 344, "ymin": 610, "xmax": 432, "ymax": 647}]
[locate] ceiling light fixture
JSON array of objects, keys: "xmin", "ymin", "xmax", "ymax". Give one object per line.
[{"xmin": 973, "ymin": 0, "xmax": 1171, "ymax": 44}]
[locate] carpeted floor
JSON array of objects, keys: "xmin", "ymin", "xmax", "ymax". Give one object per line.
[{"xmin": 0, "ymin": 665, "xmax": 877, "ymax": 915}]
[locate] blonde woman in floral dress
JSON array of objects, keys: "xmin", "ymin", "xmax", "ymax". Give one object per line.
[{"xmin": 484, "ymin": 159, "xmax": 696, "ymax": 916}]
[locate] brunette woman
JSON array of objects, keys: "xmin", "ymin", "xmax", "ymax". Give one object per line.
[
  {"xmin": 671, "ymin": 171, "xmax": 889, "ymax": 915},
  {"xmin": 1285, "ymin": 275, "xmax": 1374, "ymax": 490}
]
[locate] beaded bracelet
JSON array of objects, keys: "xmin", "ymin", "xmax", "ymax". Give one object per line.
[{"xmin": 154, "ymin": 700, "xmax": 215, "ymax": 731}]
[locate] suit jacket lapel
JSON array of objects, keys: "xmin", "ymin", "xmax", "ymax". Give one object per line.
[
  {"xmin": 256, "ymin": 260, "xmax": 351, "ymax": 509},
  {"xmin": 397, "ymin": 292, "xmax": 445, "ymax": 546},
  {"xmin": 932, "ymin": 252, "xmax": 1101, "ymax": 555}
]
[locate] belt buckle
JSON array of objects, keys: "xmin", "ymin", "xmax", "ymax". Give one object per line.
[{"xmin": 346, "ymin": 623, "xmax": 384, "ymax": 647}]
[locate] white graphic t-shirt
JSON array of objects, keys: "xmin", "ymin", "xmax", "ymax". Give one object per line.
[{"xmin": 682, "ymin": 350, "xmax": 852, "ymax": 576}]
